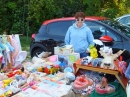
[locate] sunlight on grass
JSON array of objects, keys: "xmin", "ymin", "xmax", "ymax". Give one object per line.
[{"xmin": 20, "ymin": 35, "xmax": 31, "ymax": 51}]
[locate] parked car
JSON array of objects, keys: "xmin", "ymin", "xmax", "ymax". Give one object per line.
[
  {"xmin": 30, "ymin": 16, "xmax": 130, "ymax": 61},
  {"xmin": 115, "ymin": 14, "xmax": 130, "ymax": 26}
]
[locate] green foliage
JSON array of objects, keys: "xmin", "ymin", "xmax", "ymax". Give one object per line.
[{"xmin": 0, "ymin": 0, "xmax": 130, "ymax": 36}]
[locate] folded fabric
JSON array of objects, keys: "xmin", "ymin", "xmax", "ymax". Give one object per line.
[
  {"xmin": 125, "ymin": 63, "xmax": 130, "ymax": 79},
  {"xmin": 118, "ymin": 61, "xmax": 127, "ymax": 74}
]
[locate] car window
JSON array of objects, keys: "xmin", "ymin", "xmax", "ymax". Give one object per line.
[
  {"xmin": 119, "ymin": 16, "xmax": 130, "ymax": 25},
  {"xmin": 47, "ymin": 21, "xmax": 74, "ymax": 36},
  {"xmin": 85, "ymin": 21, "xmax": 105, "ymax": 39},
  {"xmin": 101, "ymin": 20, "xmax": 130, "ymax": 38},
  {"xmin": 85, "ymin": 21, "xmax": 121, "ymax": 41}
]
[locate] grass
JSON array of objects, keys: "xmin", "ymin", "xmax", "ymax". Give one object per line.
[
  {"xmin": 20, "ymin": 35, "xmax": 31, "ymax": 51},
  {"xmin": 19, "ymin": 35, "xmax": 31, "ymax": 59}
]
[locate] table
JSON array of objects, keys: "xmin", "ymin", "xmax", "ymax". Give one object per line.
[{"xmin": 74, "ymin": 60, "xmax": 126, "ymax": 90}]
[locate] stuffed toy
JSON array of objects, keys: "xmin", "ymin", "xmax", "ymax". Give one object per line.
[
  {"xmin": 81, "ymin": 56, "xmax": 92, "ymax": 65},
  {"xmin": 99, "ymin": 49, "xmax": 125, "ymax": 70},
  {"xmin": 100, "ymin": 46, "xmax": 113, "ymax": 56},
  {"xmin": 89, "ymin": 44, "xmax": 98, "ymax": 59}
]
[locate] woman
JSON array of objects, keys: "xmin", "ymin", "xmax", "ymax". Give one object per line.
[{"xmin": 64, "ymin": 12, "xmax": 94, "ymax": 58}]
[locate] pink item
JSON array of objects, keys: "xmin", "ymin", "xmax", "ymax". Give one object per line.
[
  {"xmin": 73, "ymin": 75, "xmax": 90, "ymax": 90},
  {"xmin": 13, "ymin": 34, "xmax": 22, "ymax": 51},
  {"xmin": 95, "ymin": 77, "xmax": 115, "ymax": 94},
  {"xmin": 29, "ymin": 81, "xmax": 36, "ymax": 86},
  {"xmin": 22, "ymin": 86, "xmax": 30, "ymax": 91},
  {"xmin": 96, "ymin": 85, "xmax": 108, "ymax": 94},
  {"xmin": 22, "ymin": 73, "xmax": 26, "ymax": 79},
  {"xmin": 9, "ymin": 35, "xmax": 19, "ymax": 60},
  {"xmin": 49, "ymin": 55, "xmax": 58, "ymax": 62},
  {"xmin": 118, "ymin": 61, "xmax": 127, "ymax": 74},
  {"xmin": 0, "ymin": 55, "xmax": 3, "ymax": 63}
]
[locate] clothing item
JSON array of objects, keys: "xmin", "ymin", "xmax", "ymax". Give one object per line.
[
  {"xmin": 14, "ymin": 51, "xmax": 27, "ymax": 68},
  {"xmin": 65, "ymin": 23, "xmax": 94, "ymax": 53},
  {"xmin": 7, "ymin": 42, "xmax": 14, "ymax": 52},
  {"xmin": 118, "ymin": 61, "xmax": 127, "ymax": 74},
  {"xmin": 13, "ymin": 34, "xmax": 22, "ymax": 51}
]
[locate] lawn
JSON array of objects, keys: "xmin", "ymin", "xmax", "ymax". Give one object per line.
[
  {"xmin": 20, "ymin": 35, "xmax": 31, "ymax": 51},
  {"xmin": 19, "ymin": 35, "xmax": 31, "ymax": 59}
]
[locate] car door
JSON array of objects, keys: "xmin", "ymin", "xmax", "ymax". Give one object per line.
[
  {"xmin": 44, "ymin": 20, "xmax": 74, "ymax": 53},
  {"xmin": 85, "ymin": 21, "xmax": 124, "ymax": 49},
  {"xmin": 46, "ymin": 20, "xmax": 74, "ymax": 45}
]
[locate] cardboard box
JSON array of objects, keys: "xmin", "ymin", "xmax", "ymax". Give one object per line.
[
  {"xmin": 68, "ymin": 53, "xmax": 80, "ymax": 66},
  {"xmin": 54, "ymin": 45, "xmax": 74, "ymax": 55},
  {"xmin": 58, "ymin": 53, "xmax": 80, "ymax": 72},
  {"xmin": 58, "ymin": 53, "xmax": 80, "ymax": 66}
]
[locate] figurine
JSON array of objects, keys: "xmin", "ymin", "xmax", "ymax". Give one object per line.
[{"xmin": 99, "ymin": 49, "xmax": 125, "ymax": 70}]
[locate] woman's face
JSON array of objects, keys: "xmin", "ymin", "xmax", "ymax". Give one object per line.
[{"xmin": 76, "ymin": 17, "xmax": 85, "ymax": 28}]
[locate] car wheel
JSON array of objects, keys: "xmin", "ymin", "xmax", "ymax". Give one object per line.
[{"xmin": 32, "ymin": 48, "xmax": 45, "ymax": 58}]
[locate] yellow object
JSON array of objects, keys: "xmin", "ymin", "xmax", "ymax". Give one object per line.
[
  {"xmin": 0, "ymin": 94, "xmax": 6, "ymax": 97},
  {"xmin": 37, "ymin": 67, "xmax": 43, "ymax": 72},
  {"xmin": 50, "ymin": 67, "xmax": 59, "ymax": 74},
  {"xmin": 5, "ymin": 90, "xmax": 12, "ymax": 96},
  {"xmin": 3, "ymin": 79, "xmax": 12, "ymax": 84},
  {"xmin": 4, "ymin": 84, "xmax": 8, "ymax": 88},
  {"xmin": 89, "ymin": 44, "xmax": 98, "ymax": 59}
]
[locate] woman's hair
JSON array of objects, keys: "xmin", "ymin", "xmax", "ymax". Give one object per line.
[{"xmin": 75, "ymin": 12, "xmax": 86, "ymax": 19}]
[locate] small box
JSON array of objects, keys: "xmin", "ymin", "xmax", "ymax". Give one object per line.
[
  {"xmin": 68, "ymin": 53, "xmax": 80, "ymax": 66},
  {"xmin": 54, "ymin": 45, "xmax": 74, "ymax": 55}
]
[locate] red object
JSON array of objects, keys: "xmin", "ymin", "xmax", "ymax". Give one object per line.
[
  {"xmin": 44, "ymin": 67, "xmax": 50, "ymax": 74},
  {"xmin": 0, "ymin": 56, "xmax": 3, "ymax": 62},
  {"xmin": 31, "ymin": 34, "xmax": 36, "ymax": 39},
  {"xmin": 120, "ymin": 56, "xmax": 123, "ymax": 61},
  {"xmin": 7, "ymin": 70, "xmax": 21, "ymax": 78},
  {"xmin": 12, "ymin": 67, "xmax": 18, "ymax": 71},
  {"xmin": 79, "ymin": 76, "xmax": 86, "ymax": 82},
  {"xmin": 53, "ymin": 64, "xmax": 60, "ymax": 68},
  {"xmin": 7, "ymin": 72, "xmax": 15, "ymax": 78},
  {"xmin": 43, "ymin": 16, "xmax": 108, "ymax": 25},
  {"xmin": 100, "ymin": 35, "xmax": 113, "ymax": 42}
]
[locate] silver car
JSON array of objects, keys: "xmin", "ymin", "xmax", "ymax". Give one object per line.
[{"xmin": 115, "ymin": 14, "xmax": 130, "ymax": 26}]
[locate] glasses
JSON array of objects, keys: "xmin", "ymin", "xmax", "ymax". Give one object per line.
[{"xmin": 76, "ymin": 18, "xmax": 84, "ymax": 21}]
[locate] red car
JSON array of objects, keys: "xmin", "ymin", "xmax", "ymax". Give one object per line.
[{"xmin": 30, "ymin": 16, "xmax": 130, "ymax": 61}]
